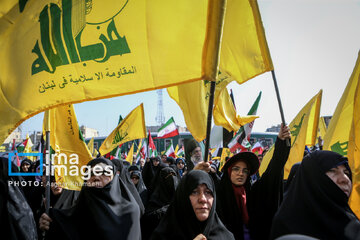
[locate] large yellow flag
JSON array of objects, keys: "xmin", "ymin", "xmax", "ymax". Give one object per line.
[
  {"xmin": 259, "ymin": 90, "xmax": 322, "ymax": 178},
  {"xmin": 323, "ymin": 52, "xmax": 360, "ymax": 155},
  {"xmin": 0, "ymin": 0, "xmax": 226, "ymax": 144},
  {"xmin": 99, "ymin": 104, "xmax": 146, "ymax": 155},
  {"xmin": 323, "ymin": 52, "xmax": 360, "ymax": 218},
  {"xmin": 167, "ymin": 0, "xmax": 272, "ymax": 141},
  {"xmin": 348, "ymin": 79, "xmax": 360, "ymax": 218},
  {"xmin": 44, "ymin": 104, "xmax": 93, "ymax": 191}
]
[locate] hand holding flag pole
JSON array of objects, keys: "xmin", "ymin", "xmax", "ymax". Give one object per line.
[{"xmin": 271, "ymin": 70, "xmax": 291, "ymax": 147}]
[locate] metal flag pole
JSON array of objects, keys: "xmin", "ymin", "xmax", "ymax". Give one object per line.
[
  {"xmin": 44, "ymin": 110, "xmax": 51, "ymax": 215},
  {"xmin": 203, "ymin": 0, "xmax": 227, "ymax": 162},
  {"xmin": 271, "ymin": 70, "xmax": 291, "ymax": 146}
]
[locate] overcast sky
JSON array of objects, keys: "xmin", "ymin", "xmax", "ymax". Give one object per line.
[{"xmin": 20, "ymin": 0, "xmax": 360, "ymax": 138}]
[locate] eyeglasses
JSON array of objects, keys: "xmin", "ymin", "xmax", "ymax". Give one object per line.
[{"xmin": 231, "ymin": 167, "xmax": 249, "ymax": 175}]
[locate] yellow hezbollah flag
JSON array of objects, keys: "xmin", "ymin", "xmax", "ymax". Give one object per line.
[
  {"xmin": 44, "ymin": 104, "xmax": 92, "ymax": 191},
  {"xmin": 167, "ymin": 0, "xmax": 271, "ymax": 141},
  {"xmin": 316, "ymin": 116, "xmax": 327, "ymax": 140},
  {"xmin": 323, "ymin": 52, "xmax": 360, "ymax": 217},
  {"xmin": 348, "ymin": 78, "xmax": 360, "ymax": 218},
  {"xmin": 125, "ymin": 143, "xmax": 134, "ymax": 164},
  {"xmin": 323, "ymin": 52, "xmax": 360, "ymax": 156},
  {"xmin": 0, "ymin": 0, "xmax": 225, "ymax": 144},
  {"xmin": 259, "ymin": 90, "xmax": 322, "ymax": 178},
  {"xmin": 87, "ymin": 137, "xmax": 98, "ymax": 158},
  {"xmin": 99, "ymin": 104, "xmax": 146, "ymax": 155}
]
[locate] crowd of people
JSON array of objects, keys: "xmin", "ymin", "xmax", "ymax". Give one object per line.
[{"xmin": 1, "ymin": 124, "xmax": 360, "ymax": 239}]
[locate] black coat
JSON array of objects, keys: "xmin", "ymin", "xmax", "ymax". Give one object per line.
[{"xmin": 216, "ymin": 138, "xmax": 290, "ymax": 240}]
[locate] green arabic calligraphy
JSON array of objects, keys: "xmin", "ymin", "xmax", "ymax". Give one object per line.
[
  {"xmin": 112, "ymin": 130, "xmax": 129, "ymax": 145},
  {"xmin": 290, "ymin": 114, "xmax": 305, "ymax": 147},
  {"xmin": 330, "ymin": 141, "xmax": 348, "ymax": 156},
  {"xmin": 32, "ymin": 0, "xmax": 130, "ymax": 75}
]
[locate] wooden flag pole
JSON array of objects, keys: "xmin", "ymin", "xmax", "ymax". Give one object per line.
[
  {"xmin": 204, "ymin": 0, "xmax": 227, "ymax": 162},
  {"xmin": 271, "ymin": 70, "xmax": 291, "ymax": 146}
]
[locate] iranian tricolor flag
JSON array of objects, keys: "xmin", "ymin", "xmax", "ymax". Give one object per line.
[
  {"xmin": 251, "ymin": 141, "xmax": 264, "ymax": 155},
  {"xmin": 176, "ymin": 146, "xmax": 185, "ymax": 157},
  {"xmin": 157, "ymin": 117, "xmax": 179, "ymax": 139},
  {"xmin": 148, "ymin": 130, "xmax": 158, "ymax": 157},
  {"xmin": 228, "ymin": 92, "xmax": 262, "ymax": 153},
  {"xmin": 165, "ymin": 144, "xmax": 175, "ymax": 158}
]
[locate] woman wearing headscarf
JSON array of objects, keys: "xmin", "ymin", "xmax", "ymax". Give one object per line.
[
  {"xmin": 130, "ymin": 170, "xmax": 148, "ymax": 206},
  {"xmin": 270, "ymin": 150, "xmax": 359, "ymax": 240},
  {"xmin": 39, "ymin": 157, "xmax": 141, "ymax": 240},
  {"xmin": 0, "ymin": 157, "xmax": 38, "ymax": 240},
  {"xmin": 216, "ymin": 124, "xmax": 291, "ymax": 240},
  {"xmin": 175, "ymin": 157, "xmax": 186, "ymax": 178},
  {"xmin": 151, "ymin": 170, "xmax": 234, "ymax": 240},
  {"xmin": 141, "ymin": 166, "xmax": 179, "ymax": 240},
  {"xmin": 112, "ymin": 158, "xmax": 145, "ymax": 215}
]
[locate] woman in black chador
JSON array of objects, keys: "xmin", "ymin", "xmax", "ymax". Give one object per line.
[
  {"xmin": 151, "ymin": 170, "xmax": 234, "ymax": 240},
  {"xmin": 39, "ymin": 157, "xmax": 141, "ymax": 240},
  {"xmin": 270, "ymin": 150, "xmax": 359, "ymax": 240}
]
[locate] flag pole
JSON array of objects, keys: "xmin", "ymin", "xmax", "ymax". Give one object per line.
[
  {"xmin": 44, "ymin": 110, "xmax": 51, "ymax": 215},
  {"xmin": 204, "ymin": 0, "xmax": 227, "ymax": 162},
  {"xmin": 271, "ymin": 70, "xmax": 290, "ymax": 146}
]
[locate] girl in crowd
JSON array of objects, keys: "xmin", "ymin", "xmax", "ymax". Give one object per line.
[
  {"xmin": 216, "ymin": 124, "xmax": 291, "ymax": 240},
  {"xmin": 270, "ymin": 150, "xmax": 359, "ymax": 240},
  {"xmin": 151, "ymin": 170, "xmax": 234, "ymax": 240}
]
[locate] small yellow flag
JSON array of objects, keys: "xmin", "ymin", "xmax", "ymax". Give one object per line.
[
  {"xmin": 44, "ymin": 104, "xmax": 93, "ymax": 191},
  {"xmin": 259, "ymin": 90, "xmax": 322, "ymax": 178},
  {"xmin": 125, "ymin": 143, "xmax": 134, "ymax": 164},
  {"xmin": 99, "ymin": 104, "xmax": 146, "ymax": 155}
]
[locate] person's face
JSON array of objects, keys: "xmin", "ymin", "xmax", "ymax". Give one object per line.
[
  {"xmin": 131, "ymin": 176, "xmax": 139, "ymax": 185},
  {"xmin": 177, "ymin": 160, "xmax": 185, "ymax": 170},
  {"xmin": 326, "ymin": 164, "xmax": 352, "ymax": 197},
  {"xmin": 140, "ymin": 159, "xmax": 145, "ymax": 167},
  {"xmin": 50, "ymin": 182, "xmax": 63, "ymax": 195},
  {"xmin": 230, "ymin": 161, "xmax": 249, "ymax": 186},
  {"xmin": 87, "ymin": 166, "xmax": 113, "ymax": 188},
  {"xmin": 161, "ymin": 155, "xmax": 167, "ymax": 163},
  {"xmin": 191, "ymin": 147, "xmax": 202, "ymax": 162},
  {"xmin": 22, "ymin": 163, "xmax": 31, "ymax": 172},
  {"xmin": 189, "ymin": 184, "xmax": 214, "ymax": 222},
  {"xmin": 152, "ymin": 159, "xmax": 160, "ymax": 167}
]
